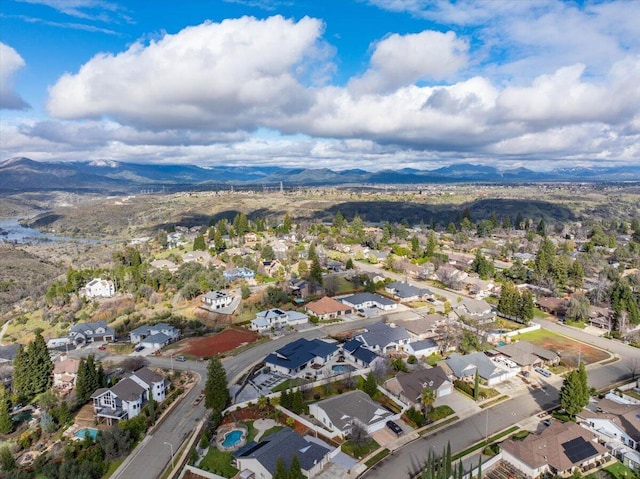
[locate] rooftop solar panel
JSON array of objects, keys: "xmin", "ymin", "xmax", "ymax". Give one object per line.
[{"xmin": 562, "ymin": 437, "xmax": 598, "ymax": 464}]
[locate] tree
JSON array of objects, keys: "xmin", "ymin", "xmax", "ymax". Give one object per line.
[
  {"xmin": 471, "ymin": 250, "xmax": 494, "ymax": 280},
  {"xmin": 13, "ymin": 333, "xmax": 53, "ymax": 401},
  {"xmin": 288, "ymin": 454, "xmax": 304, "ymax": 479},
  {"xmin": 362, "ymin": 373, "xmax": 378, "ymax": 398},
  {"xmin": 204, "ymin": 357, "xmax": 230, "ymax": 413},
  {"xmin": 537, "ymin": 219, "xmax": 547, "ymax": 236},
  {"xmin": 420, "ymin": 387, "xmax": 435, "ymax": 413},
  {"xmin": 282, "ymin": 213, "xmax": 292, "ymax": 234},
  {"xmin": 345, "ymin": 258, "xmax": 354, "ymax": 270},
  {"xmin": 309, "ymin": 258, "xmax": 323, "ymax": 284},
  {"xmin": 560, "ymin": 365, "xmax": 589, "ymax": 418},
  {"xmin": 11, "ymin": 345, "xmax": 30, "ymax": 399},
  {"xmin": 193, "ymin": 234, "xmax": 206, "ymax": 251},
  {"xmin": 0, "ymin": 445, "xmax": 15, "ymax": 473},
  {"xmin": 273, "ymin": 458, "xmax": 289, "ymax": 479},
  {"xmin": 261, "ymin": 245, "xmax": 275, "ymax": 261},
  {"xmin": 566, "ymin": 293, "xmax": 590, "ymax": 322},
  {"xmin": 0, "ymin": 384, "xmax": 13, "ymax": 434}
]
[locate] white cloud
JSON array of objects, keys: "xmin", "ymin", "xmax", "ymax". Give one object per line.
[
  {"xmin": 47, "ymin": 15, "xmax": 329, "ymax": 131},
  {"xmin": 0, "ymin": 43, "xmax": 30, "ymax": 110},
  {"xmin": 348, "ymin": 30, "xmax": 468, "ymax": 94}
]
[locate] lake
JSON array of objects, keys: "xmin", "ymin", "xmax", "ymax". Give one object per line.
[{"xmin": 0, "ymin": 218, "xmax": 103, "ymax": 244}]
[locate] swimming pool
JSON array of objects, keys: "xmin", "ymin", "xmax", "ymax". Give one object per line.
[
  {"xmin": 74, "ymin": 428, "xmax": 99, "ymax": 440},
  {"xmin": 332, "ymin": 364, "xmax": 355, "ymax": 373},
  {"xmin": 222, "ymin": 429, "xmax": 243, "ymax": 448}
]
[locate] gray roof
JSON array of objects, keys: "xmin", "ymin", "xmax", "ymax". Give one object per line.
[
  {"xmin": 313, "ymin": 390, "xmax": 392, "ymax": 431},
  {"xmin": 496, "ymin": 341, "xmax": 559, "ymax": 366},
  {"xmin": 357, "ymin": 322, "xmax": 410, "ymax": 349},
  {"xmin": 131, "ymin": 367, "xmax": 163, "ymax": 386},
  {"xmin": 446, "ymin": 352, "xmax": 503, "ymax": 381},
  {"xmin": 141, "ymin": 332, "xmax": 171, "ymax": 345},
  {"xmin": 234, "ymin": 427, "xmax": 330, "ymax": 475},
  {"xmin": 387, "ymin": 281, "xmax": 433, "ymax": 299},
  {"xmin": 341, "ymin": 292, "xmax": 396, "ymax": 308},
  {"xmin": 407, "ymin": 338, "xmax": 438, "ymax": 352},
  {"xmin": 0, "ymin": 344, "xmax": 20, "ymax": 361},
  {"xmin": 130, "ymin": 322, "xmax": 178, "ymax": 336},
  {"xmin": 394, "ymin": 366, "xmax": 450, "ymax": 402},
  {"xmin": 69, "ymin": 320, "xmax": 114, "ymax": 337},
  {"xmin": 109, "ymin": 377, "xmax": 145, "ymax": 401}
]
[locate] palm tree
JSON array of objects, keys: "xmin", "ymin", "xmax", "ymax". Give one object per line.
[{"xmin": 421, "ymin": 387, "xmax": 436, "ymax": 414}]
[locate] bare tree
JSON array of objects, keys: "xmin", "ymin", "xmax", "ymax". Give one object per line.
[
  {"xmin": 349, "ymin": 421, "xmax": 369, "ymax": 445},
  {"xmin": 436, "ymin": 267, "xmax": 463, "ymax": 290},
  {"xmin": 371, "ymin": 358, "xmax": 391, "ymax": 382}
]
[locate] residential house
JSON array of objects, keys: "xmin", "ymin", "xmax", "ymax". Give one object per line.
[
  {"xmin": 580, "ymin": 398, "xmax": 640, "ymax": 470},
  {"xmin": 501, "ymin": 421, "xmax": 608, "ymax": 478},
  {"xmin": 536, "ymin": 297, "xmax": 568, "ymax": 318},
  {"xmin": 129, "ymin": 323, "xmax": 180, "ymax": 348},
  {"xmin": 261, "ymin": 259, "xmax": 283, "ymax": 277},
  {"xmin": 495, "ymin": 341, "xmax": 559, "ymax": 372},
  {"xmin": 341, "ymin": 292, "xmax": 397, "ymax": 311},
  {"xmin": 403, "ymin": 338, "xmax": 439, "ymax": 358},
  {"xmin": 342, "ymin": 339, "xmax": 382, "ymax": 368},
  {"xmin": 233, "ymin": 427, "xmax": 331, "ymax": 479},
  {"xmin": 91, "ymin": 367, "xmax": 168, "ymax": 424},
  {"xmin": 53, "ymin": 357, "xmax": 81, "ymax": 391},
  {"xmin": 444, "ymin": 352, "xmax": 516, "ymax": 386},
  {"xmin": 385, "ymin": 281, "xmax": 434, "ymax": 302},
  {"xmin": 85, "ymin": 278, "xmax": 115, "ymax": 298},
  {"xmin": 69, "ymin": 320, "xmax": 115, "ymax": 345},
  {"xmin": 265, "ymin": 338, "xmax": 338, "ymax": 377},
  {"xmin": 250, "ymin": 309, "xmax": 309, "ymax": 333},
  {"xmin": 287, "ymin": 278, "xmax": 323, "ymax": 300},
  {"xmin": 182, "ymin": 250, "xmax": 212, "ymax": 265},
  {"xmin": 455, "ymin": 297, "xmax": 495, "ymax": 324},
  {"xmin": 0, "ymin": 344, "xmax": 19, "ymax": 364},
  {"xmin": 384, "ymin": 366, "xmax": 453, "ymax": 408},
  {"xmin": 589, "ymin": 306, "xmax": 613, "ymax": 331},
  {"xmin": 201, "ymin": 291, "xmax": 233, "ymax": 311},
  {"xmin": 305, "ymin": 296, "xmax": 353, "ymax": 320},
  {"xmin": 308, "ymin": 390, "xmax": 396, "ymax": 439},
  {"xmin": 355, "ymin": 322, "xmax": 411, "ymax": 353},
  {"xmin": 395, "ymin": 315, "xmax": 444, "ymax": 340},
  {"xmin": 325, "ymin": 260, "xmax": 345, "ymax": 272},
  {"xmin": 149, "ymin": 259, "xmax": 179, "ymax": 273},
  {"xmin": 224, "ymin": 267, "xmax": 256, "ymax": 282}
]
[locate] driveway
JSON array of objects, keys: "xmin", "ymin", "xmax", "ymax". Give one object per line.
[{"xmin": 435, "ymin": 390, "xmax": 480, "ymax": 418}]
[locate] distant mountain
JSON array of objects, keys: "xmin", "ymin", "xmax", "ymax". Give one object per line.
[{"xmin": 1, "ymin": 157, "xmax": 639, "ymax": 194}]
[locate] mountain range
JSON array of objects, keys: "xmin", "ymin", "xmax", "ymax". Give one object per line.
[{"xmin": 1, "ymin": 157, "xmax": 639, "ymax": 194}]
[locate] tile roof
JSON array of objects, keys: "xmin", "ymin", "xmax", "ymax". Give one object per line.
[{"xmin": 305, "ymin": 296, "xmax": 352, "ymax": 315}]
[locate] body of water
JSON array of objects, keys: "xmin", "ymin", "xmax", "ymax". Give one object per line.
[
  {"xmin": 332, "ymin": 364, "xmax": 355, "ymax": 373},
  {"xmin": 74, "ymin": 428, "xmax": 99, "ymax": 440},
  {"xmin": 222, "ymin": 429, "xmax": 243, "ymax": 448},
  {"xmin": 0, "ymin": 218, "xmax": 103, "ymax": 244}
]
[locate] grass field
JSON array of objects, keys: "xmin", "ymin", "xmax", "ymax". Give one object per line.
[{"xmin": 514, "ymin": 328, "xmax": 609, "ymax": 366}]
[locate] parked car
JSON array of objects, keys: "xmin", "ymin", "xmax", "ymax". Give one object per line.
[
  {"xmin": 98, "ymin": 345, "xmax": 106, "ymax": 351},
  {"xmin": 386, "ymin": 420, "xmax": 403, "ymax": 437},
  {"xmin": 134, "ymin": 345, "xmax": 145, "ymax": 352},
  {"xmin": 176, "ymin": 355, "xmax": 186, "ymax": 362},
  {"xmin": 535, "ymin": 367, "xmax": 552, "ymax": 378}
]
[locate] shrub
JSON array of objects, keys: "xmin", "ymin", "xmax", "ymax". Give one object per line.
[
  {"xmin": 405, "ymin": 407, "xmax": 426, "ymax": 428},
  {"xmin": 454, "ymin": 379, "xmax": 473, "ymax": 397},
  {"xmin": 407, "ymin": 355, "xmax": 417, "ymax": 365}
]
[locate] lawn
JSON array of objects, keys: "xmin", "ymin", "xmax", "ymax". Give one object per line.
[
  {"xmin": 514, "ymin": 328, "xmax": 609, "ymax": 367},
  {"xmin": 341, "ymin": 438, "xmax": 380, "ymax": 459},
  {"xmin": 587, "ymin": 461, "xmax": 639, "ymax": 479},
  {"xmin": 426, "ymin": 405, "xmax": 454, "ymax": 422},
  {"xmin": 198, "ymin": 447, "xmax": 239, "ymax": 478}
]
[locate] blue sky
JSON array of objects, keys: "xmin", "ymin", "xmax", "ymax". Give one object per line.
[{"xmin": 1, "ymin": 0, "xmax": 639, "ymax": 171}]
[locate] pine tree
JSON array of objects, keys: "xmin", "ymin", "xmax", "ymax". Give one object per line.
[
  {"xmin": 0, "ymin": 385, "xmax": 13, "ymax": 434},
  {"xmin": 577, "ymin": 361, "xmax": 590, "ymax": 406},
  {"xmin": 274, "ymin": 457, "xmax": 288, "ymax": 479},
  {"xmin": 288, "ymin": 454, "xmax": 304, "ymax": 479},
  {"xmin": 193, "ymin": 234, "xmax": 206, "ymax": 251},
  {"xmin": 362, "ymin": 373, "xmax": 378, "ymax": 398},
  {"xmin": 471, "ymin": 251, "xmax": 494, "ymax": 280},
  {"xmin": 560, "ymin": 368, "xmax": 588, "ymax": 417},
  {"xmin": 292, "ymin": 390, "xmax": 304, "ymax": 414},
  {"xmin": 519, "ymin": 290, "xmax": 535, "ymax": 322},
  {"xmin": 29, "ymin": 332, "xmax": 54, "ymax": 396},
  {"xmin": 75, "ymin": 358, "xmax": 90, "ymax": 405},
  {"xmin": 309, "ymin": 258, "xmax": 323, "ymax": 284},
  {"xmin": 11, "ymin": 345, "xmax": 30, "ymax": 400},
  {"xmin": 204, "ymin": 357, "xmax": 229, "ymax": 413}
]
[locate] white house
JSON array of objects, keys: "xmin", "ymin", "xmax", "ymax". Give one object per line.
[
  {"xmin": 355, "ymin": 322, "xmax": 411, "ymax": 353},
  {"xmin": 403, "ymin": 338, "xmax": 439, "ymax": 357},
  {"xmin": 308, "ymin": 390, "xmax": 398, "ymax": 439},
  {"xmin": 341, "ymin": 292, "xmax": 397, "ymax": 311},
  {"xmin": 91, "ymin": 367, "xmax": 168, "ymax": 424},
  {"xmin": 85, "ymin": 278, "xmax": 115, "ymax": 298},
  {"xmin": 264, "ymin": 338, "xmax": 338, "ymax": 377},
  {"xmin": 69, "ymin": 321, "xmax": 115, "ymax": 344},
  {"xmin": 250, "ymin": 309, "xmax": 309, "ymax": 332},
  {"xmin": 201, "ymin": 291, "xmax": 233, "ymax": 311},
  {"xmin": 53, "ymin": 357, "xmax": 80, "ymax": 391}
]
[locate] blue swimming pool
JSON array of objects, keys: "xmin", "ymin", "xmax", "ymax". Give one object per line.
[
  {"xmin": 222, "ymin": 429, "xmax": 243, "ymax": 448},
  {"xmin": 74, "ymin": 428, "xmax": 99, "ymax": 440},
  {"xmin": 332, "ymin": 364, "xmax": 355, "ymax": 373}
]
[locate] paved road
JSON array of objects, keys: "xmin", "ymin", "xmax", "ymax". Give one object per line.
[{"xmin": 90, "ymin": 317, "xmax": 382, "ymax": 479}]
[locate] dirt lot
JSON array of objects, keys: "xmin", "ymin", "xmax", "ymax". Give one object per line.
[
  {"xmin": 180, "ymin": 327, "xmax": 260, "ymax": 358},
  {"xmin": 517, "ymin": 329, "xmax": 609, "ymax": 367}
]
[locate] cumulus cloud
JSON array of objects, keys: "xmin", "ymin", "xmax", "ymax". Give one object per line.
[
  {"xmin": 0, "ymin": 43, "xmax": 30, "ymax": 110},
  {"xmin": 47, "ymin": 15, "xmax": 329, "ymax": 131},
  {"xmin": 348, "ymin": 30, "xmax": 468, "ymax": 94}
]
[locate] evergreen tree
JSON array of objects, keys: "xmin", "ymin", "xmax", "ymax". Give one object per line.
[
  {"xmin": 345, "ymin": 258, "xmax": 354, "ymax": 270},
  {"xmin": 75, "ymin": 358, "xmax": 91, "ymax": 406},
  {"xmin": 577, "ymin": 361, "xmax": 590, "ymax": 406},
  {"xmin": 193, "ymin": 234, "xmax": 206, "ymax": 251},
  {"xmin": 471, "ymin": 250, "xmax": 494, "ymax": 280},
  {"xmin": 0, "ymin": 384, "xmax": 13, "ymax": 434},
  {"xmin": 204, "ymin": 357, "xmax": 230, "ymax": 413},
  {"xmin": 332, "ymin": 211, "xmax": 346, "ymax": 229},
  {"xmin": 519, "ymin": 289, "xmax": 535, "ymax": 322},
  {"xmin": 213, "ymin": 228, "xmax": 226, "ymax": 253},
  {"xmin": 537, "ymin": 219, "xmax": 547, "ymax": 236},
  {"xmin": 282, "ymin": 214, "xmax": 292, "ymax": 234},
  {"xmin": 11, "ymin": 345, "xmax": 30, "ymax": 399},
  {"xmin": 560, "ymin": 366, "xmax": 589, "ymax": 418},
  {"xmin": 309, "ymin": 258, "xmax": 323, "ymax": 284},
  {"xmin": 288, "ymin": 454, "xmax": 304, "ymax": 479},
  {"xmin": 307, "ymin": 243, "xmax": 317, "ymax": 262},
  {"xmin": 0, "ymin": 445, "xmax": 16, "ymax": 473},
  {"xmin": 291, "ymin": 390, "xmax": 304, "ymax": 414},
  {"xmin": 426, "ymin": 231, "xmax": 437, "ymax": 257},
  {"xmin": 280, "ymin": 389, "xmax": 292, "ymax": 409},
  {"xmin": 274, "ymin": 458, "xmax": 288, "ymax": 479},
  {"xmin": 362, "ymin": 373, "xmax": 378, "ymax": 398},
  {"xmin": 515, "ymin": 212, "xmax": 524, "ymax": 230},
  {"xmin": 503, "ymin": 215, "xmax": 511, "ymax": 230}
]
